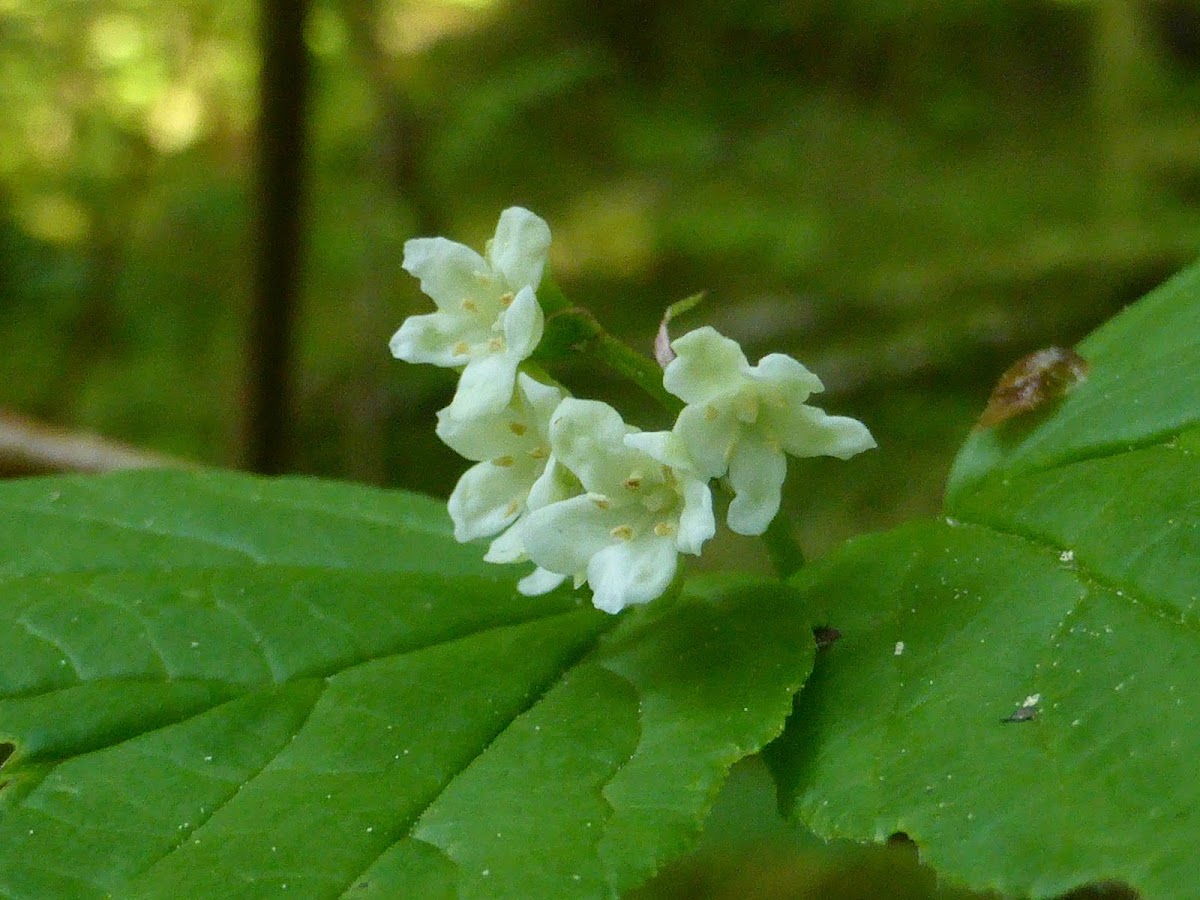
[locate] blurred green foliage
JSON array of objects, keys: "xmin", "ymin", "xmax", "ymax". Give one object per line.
[{"xmin": 1, "ymin": 3, "xmax": 1197, "ymax": 892}]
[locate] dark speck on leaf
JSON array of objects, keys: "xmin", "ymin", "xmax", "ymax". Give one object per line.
[
  {"xmin": 813, "ymin": 626, "xmax": 842, "ymax": 649},
  {"xmin": 1002, "ymin": 704, "xmax": 1039, "ymax": 723}
]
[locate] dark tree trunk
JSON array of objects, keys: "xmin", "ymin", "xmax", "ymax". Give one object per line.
[{"xmin": 246, "ymin": 0, "xmax": 311, "ymax": 473}]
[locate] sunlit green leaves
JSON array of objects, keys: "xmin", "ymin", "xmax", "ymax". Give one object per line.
[
  {"xmin": 0, "ymin": 471, "xmax": 812, "ymax": 898},
  {"xmin": 769, "ymin": 264, "xmax": 1200, "ymax": 898}
]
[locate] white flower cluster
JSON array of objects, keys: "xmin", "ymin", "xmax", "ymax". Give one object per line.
[{"xmin": 391, "ymin": 207, "xmax": 876, "ymax": 613}]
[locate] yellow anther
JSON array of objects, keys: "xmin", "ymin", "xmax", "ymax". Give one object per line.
[
  {"xmin": 508, "ymin": 421, "xmax": 528, "ymax": 436},
  {"xmin": 488, "ymin": 337, "xmax": 504, "ymax": 352},
  {"xmin": 474, "ymin": 270, "xmax": 494, "ymax": 285},
  {"xmin": 610, "ymin": 524, "xmax": 634, "ymax": 541},
  {"xmin": 527, "ymin": 445, "xmax": 549, "ymax": 460},
  {"xmin": 504, "ymin": 500, "xmax": 520, "ymax": 517},
  {"xmin": 654, "ymin": 522, "xmax": 674, "ymax": 537},
  {"xmin": 499, "ymin": 292, "xmax": 514, "ymax": 307},
  {"xmin": 704, "ymin": 405, "xmax": 720, "ymax": 421},
  {"xmin": 591, "ymin": 497, "xmax": 611, "ymax": 510},
  {"xmin": 461, "ymin": 298, "xmax": 478, "ymax": 312},
  {"xmin": 494, "ymin": 456, "xmax": 515, "ymax": 468},
  {"xmin": 452, "ymin": 341, "xmax": 470, "ymax": 356},
  {"xmin": 623, "ymin": 477, "xmax": 642, "ymax": 491}
]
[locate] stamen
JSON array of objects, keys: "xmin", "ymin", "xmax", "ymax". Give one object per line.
[
  {"xmin": 488, "ymin": 337, "xmax": 504, "ymax": 352},
  {"xmin": 504, "ymin": 500, "xmax": 520, "ymax": 517},
  {"xmin": 610, "ymin": 524, "xmax": 634, "ymax": 541},
  {"xmin": 654, "ymin": 522, "xmax": 674, "ymax": 537},
  {"xmin": 494, "ymin": 456, "xmax": 515, "ymax": 468},
  {"xmin": 704, "ymin": 405, "xmax": 719, "ymax": 421},
  {"xmin": 508, "ymin": 422, "xmax": 528, "ymax": 436},
  {"xmin": 452, "ymin": 341, "xmax": 470, "ymax": 356},
  {"xmin": 461, "ymin": 298, "xmax": 478, "ymax": 312},
  {"xmin": 499, "ymin": 292, "xmax": 514, "ymax": 307},
  {"xmin": 623, "ymin": 476, "xmax": 642, "ymax": 491},
  {"xmin": 591, "ymin": 496, "xmax": 611, "ymax": 510},
  {"xmin": 474, "ymin": 270, "xmax": 494, "ymax": 285},
  {"xmin": 528, "ymin": 446, "xmax": 549, "ymax": 460}
]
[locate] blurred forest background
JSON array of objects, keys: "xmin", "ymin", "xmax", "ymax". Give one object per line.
[{"xmin": 2, "ymin": 0, "xmax": 1197, "ymax": 896}]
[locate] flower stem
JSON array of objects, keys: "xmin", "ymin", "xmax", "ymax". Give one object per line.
[
  {"xmin": 589, "ymin": 327, "xmax": 684, "ymax": 417},
  {"xmin": 762, "ymin": 509, "xmax": 805, "ymax": 579},
  {"xmin": 541, "ymin": 302, "xmax": 683, "ymax": 418}
]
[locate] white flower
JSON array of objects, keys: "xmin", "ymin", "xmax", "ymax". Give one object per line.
[
  {"xmin": 664, "ymin": 326, "xmax": 876, "ymax": 536},
  {"xmin": 391, "ymin": 207, "xmax": 551, "ymax": 419},
  {"xmin": 438, "ymin": 373, "xmax": 567, "ymax": 544},
  {"xmin": 519, "ymin": 398, "xmax": 715, "ymax": 614}
]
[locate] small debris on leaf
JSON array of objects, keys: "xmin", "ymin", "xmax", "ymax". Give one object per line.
[
  {"xmin": 813, "ymin": 625, "xmax": 842, "ymax": 649},
  {"xmin": 1002, "ymin": 692, "xmax": 1042, "ymax": 723},
  {"xmin": 977, "ymin": 346, "xmax": 1089, "ymax": 429}
]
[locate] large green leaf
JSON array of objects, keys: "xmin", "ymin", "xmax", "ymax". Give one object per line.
[
  {"xmin": 769, "ymin": 264, "xmax": 1200, "ymax": 898},
  {"xmin": 0, "ymin": 471, "xmax": 813, "ymax": 898}
]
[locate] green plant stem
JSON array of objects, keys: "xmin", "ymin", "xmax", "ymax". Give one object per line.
[
  {"xmin": 762, "ymin": 508, "xmax": 805, "ymax": 580},
  {"xmin": 589, "ymin": 328, "xmax": 684, "ymax": 416}
]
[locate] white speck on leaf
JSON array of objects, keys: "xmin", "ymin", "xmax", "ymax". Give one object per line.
[{"xmin": 894, "ymin": 641, "xmax": 905, "ymax": 656}]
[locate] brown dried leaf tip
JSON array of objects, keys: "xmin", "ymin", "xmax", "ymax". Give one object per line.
[{"xmin": 977, "ymin": 346, "xmax": 1089, "ymax": 429}]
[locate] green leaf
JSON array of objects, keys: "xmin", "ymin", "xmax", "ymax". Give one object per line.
[
  {"xmin": 769, "ymin": 264, "xmax": 1200, "ymax": 898},
  {"xmin": 0, "ymin": 470, "xmax": 813, "ymax": 898}
]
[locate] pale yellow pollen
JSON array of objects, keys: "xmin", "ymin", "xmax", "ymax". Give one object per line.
[
  {"xmin": 461, "ymin": 297, "xmax": 478, "ymax": 312},
  {"xmin": 591, "ymin": 497, "xmax": 611, "ymax": 510},
  {"xmin": 473, "ymin": 270, "xmax": 494, "ymax": 285},
  {"xmin": 527, "ymin": 445, "xmax": 549, "ymax": 460},
  {"xmin": 623, "ymin": 476, "xmax": 642, "ymax": 491},
  {"xmin": 504, "ymin": 500, "xmax": 520, "ymax": 517},
  {"xmin": 610, "ymin": 524, "xmax": 634, "ymax": 541},
  {"xmin": 452, "ymin": 341, "xmax": 470, "ymax": 356},
  {"xmin": 654, "ymin": 522, "xmax": 674, "ymax": 537},
  {"xmin": 488, "ymin": 337, "xmax": 504, "ymax": 352},
  {"xmin": 499, "ymin": 292, "xmax": 514, "ymax": 307},
  {"xmin": 508, "ymin": 421, "xmax": 528, "ymax": 436},
  {"xmin": 704, "ymin": 404, "xmax": 720, "ymax": 421},
  {"xmin": 493, "ymin": 455, "xmax": 515, "ymax": 468}
]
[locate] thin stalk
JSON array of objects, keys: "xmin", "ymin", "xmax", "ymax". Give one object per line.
[{"xmin": 762, "ymin": 508, "xmax": 806, "ymax": 580}]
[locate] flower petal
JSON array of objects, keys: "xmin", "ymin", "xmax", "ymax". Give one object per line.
[
  {"xmin": 436, "ymin": 406, "xmax": 521, "ymax": 461},
  {"xmin": 522, "ymin": 494, "xmax": 624, "ymax": 578},
  {"xmin": 436, "ymin": 374, "xmax": 564, "ymax": 461},
  {"xmin": 747, "ymin": 352, "xmax": 824, "ymax": 399},
  {"xmin": 389, "ymin": 312, "xmax": 473, "ymax": 367},
  {"xmin": 586, "ymin": 537, "xmax": 677, "ymax": 614},
  {"xmin": 673, "ymin": 401, "xmax": 739, "ymax": 479},
  {"xmin": 502, "ymin": 285, "xmax": 544, "ymax": 360},
  {"xmin": 447, "ymin": 460, "xmax": 532, "ymax": 542},
  {"xmin": 769, "ymin": 403, "xmax": 877, "ymax": 460},
  {"xmin": 447, "ymin": 352, "xmax": 520, "ymax": 419},
  {"xmin": 518, "ymin": 566, "xmax": 568, "ymax": 596},
  {"xmin": 526, "ymin": 457, "xmax": 578, "ymax": 511},
  {"xmin": 517, "ymin": 372, "xmax": 567, "ymax": 428},
  {"xmin": 675, "ymin": 476, "xmax": 715, "ymax": 555},
  {"xmin": 725, "ymin": 435, "xmax": 788, "ymax": 536},
  {"xmin": 487, "ymin": 207, "xmax": 552, "ymax": 292},
  {"xmin": 484, "ymin": 519, "xmax": 527, "ymax": 563},
  {"xmin": 547, "ymin": 399, "xmax": 642, "ymax": 494},
  {"xmin": 663, "ymin": 326, "xmax": 749, "ymax": 404},
  {"xmin": 623, "ymin": 429, "xmax": 695, "ymax": 473},
  {"xmin": 402, "ymin": 237, "xmax": 489, "ymax": 311}
]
